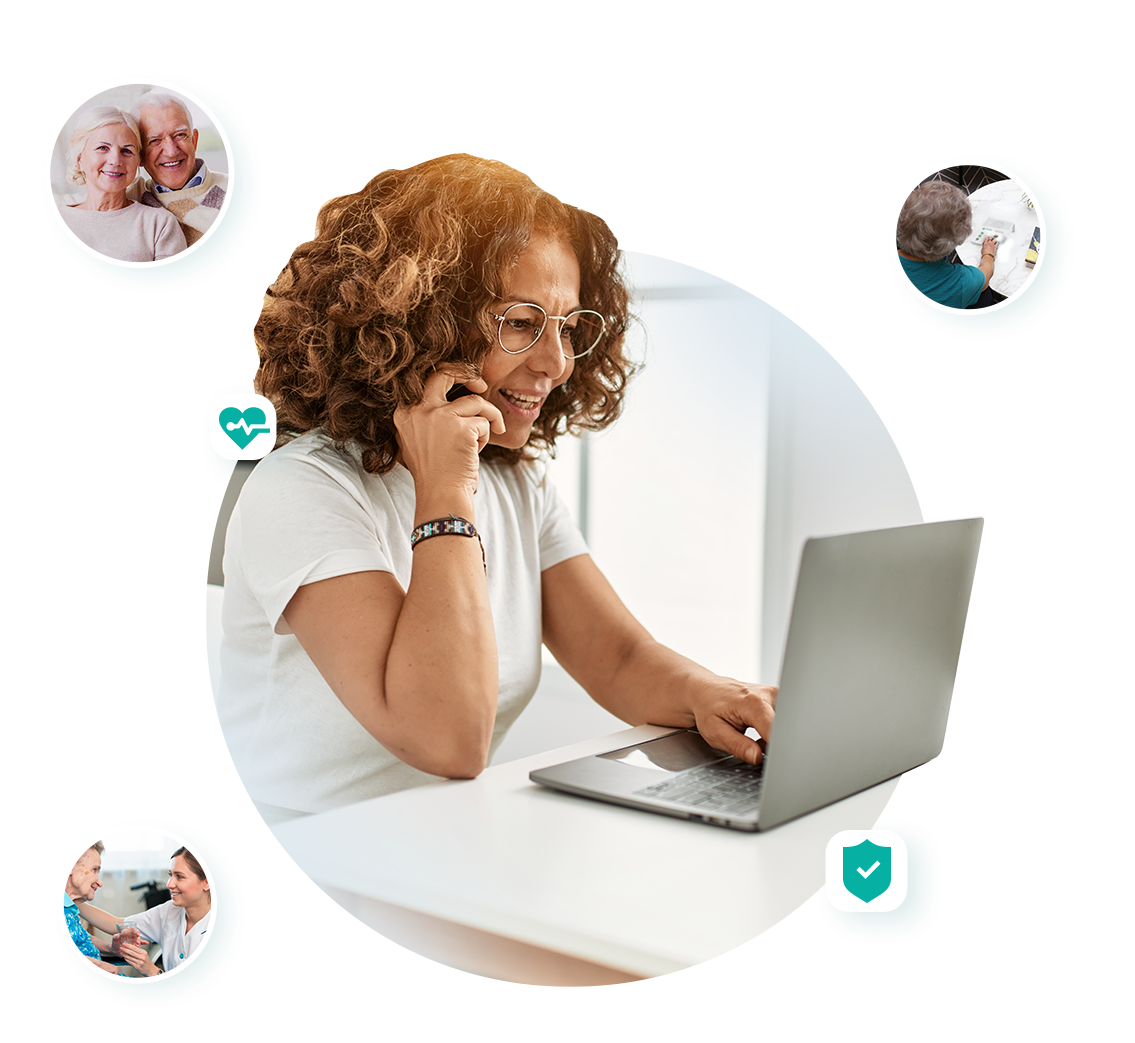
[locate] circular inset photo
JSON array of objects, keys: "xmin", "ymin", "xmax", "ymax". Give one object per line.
[
  {"xmin": 62, "ymin": 830, "xmax": 214, "ymax": 979},
  {"xmin": 50, "ymin": 83, "xmax": 231, "ymax": 266},
  {"xmin": 896, "ymin": 165, "xmax": 1043, "ymax": 310}
]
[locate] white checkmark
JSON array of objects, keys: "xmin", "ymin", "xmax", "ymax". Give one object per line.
[{"xmin": 857, "ymin": 861, "xmax": 880, "ymax": 878}]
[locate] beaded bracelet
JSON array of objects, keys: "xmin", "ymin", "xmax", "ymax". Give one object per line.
[{"xmin": 410, "ymin": 515, "xmax": 486, "ymax": 571}]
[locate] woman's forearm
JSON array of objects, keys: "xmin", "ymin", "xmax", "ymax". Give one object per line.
[
  {"xmin": 583, "ymin": 636, "xmax": 774, "ymax": 765},
  {"xmin": 596, "ymin": 638, "xmax": 759, "ymax": 730},
  {"xmin": 542, "ymin": 556, "xmax": 775, "ymax": 764},
  {"xmin": 978, "ymin": 255, "xmax": 995, "ymax": 291},
  {"xmin": 75, "ymin": 902, "xmax": 120, "ymax": 936},
  {"xmin": 284, "ymin": 489, "xmax": 499, "ymax": 780},
  {"xmin": 383, "ymin": 492, "xmax": 498, "ymax": 777}
]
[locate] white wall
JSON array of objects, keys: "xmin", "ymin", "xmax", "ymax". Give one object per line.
[{"xmin": 762, "ymin": 153, "xmax": 985, "ymax": 703}]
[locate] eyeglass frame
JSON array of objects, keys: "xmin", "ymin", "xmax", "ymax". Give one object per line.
[{"xmin": 488, "ymin": 301, "xmax": 607, "ymax": 360}]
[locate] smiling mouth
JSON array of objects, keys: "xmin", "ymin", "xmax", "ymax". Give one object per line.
[
  {"xmin": 159, "ymin": 160, "xmax": 183, "ymax": 167},
  {"xmin": 500, "ymin": 390, "xmax": 544, "ymax": 416}
]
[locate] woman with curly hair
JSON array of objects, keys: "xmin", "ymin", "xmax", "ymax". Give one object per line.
[{"xmin": 219, "ymin": 154, "xmax": 776, "ymax": 824}]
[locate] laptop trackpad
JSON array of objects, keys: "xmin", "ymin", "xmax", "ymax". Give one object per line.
[{"xmin": 599, "ymin": 730, "xmax": 733, "ymax": 774}]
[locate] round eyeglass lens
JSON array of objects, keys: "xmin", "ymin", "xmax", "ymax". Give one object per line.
[
  {"xmin": 496, "ymin": 304, "xmax": 607, "ymax": 358},
  {"xmin": 562, "ymin": 310, "xmax": 605, "ymax": 358},
  {"xmin": 497, "ymin": 303, "xmax": 545, "ymax": 354}
]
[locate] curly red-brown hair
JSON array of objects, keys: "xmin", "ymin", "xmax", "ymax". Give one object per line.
[{"xmin": 254, "ymin": 154, "xmax": 635, "ymax": 473}]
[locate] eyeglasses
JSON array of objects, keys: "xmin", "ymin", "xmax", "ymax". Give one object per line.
[{"xmin": 490, "ymin": 302, "xmax": 606, "ymax": 359}]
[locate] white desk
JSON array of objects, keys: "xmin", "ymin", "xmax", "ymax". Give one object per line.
[
  {"xmin": 273, "ymin": 726, "xmax": 898, "ymax": 985},
  {"xmin": 955, "ymin": 179, "xmax": 1042, "ymax": 297}
]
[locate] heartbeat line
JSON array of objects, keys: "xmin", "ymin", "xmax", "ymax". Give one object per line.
[{"xmin": 226, "ymin": 420, "xmax": 272, "ymax": 435}]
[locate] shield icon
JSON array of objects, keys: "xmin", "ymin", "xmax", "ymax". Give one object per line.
[{"xmin": 842, "ymin": 839, "xmax": 892, "ymax": 903}]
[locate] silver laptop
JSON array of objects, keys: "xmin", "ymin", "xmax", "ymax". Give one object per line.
[{"xmin": 530, "ymin": 518, "xmax": 982, "ymax": 831}]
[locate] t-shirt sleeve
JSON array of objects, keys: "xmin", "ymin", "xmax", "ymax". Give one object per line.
[
  {"xmin": 536, "ymin": 469, "xmax": 589, "ymax": 571},
  {"xmin": 961, "ymin": 264, "xmax": 986, "ymax": 307},
  {"xmin": 153, "ymin": 210, "xmax": 187, "ymax": 259},
  {"xmin": 226, "ymin": 450, "xmax": 394, "ymax": 634}
]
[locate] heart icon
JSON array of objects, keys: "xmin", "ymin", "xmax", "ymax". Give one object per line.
[{"xmin": 219, "ymin": 406, "xmax": 272, "ymax": 449}]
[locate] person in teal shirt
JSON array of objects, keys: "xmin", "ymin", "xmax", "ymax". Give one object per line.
[
  {"xmin": 64, "ymin": 893, "xmax": 100, "ymax": 958},
  {"xmin": 897, "ymin": 181, "xmax": 998, "ymax": 309},
  {"xmin": 64, "ymin": 842, "xmax": 126, "ymax": 975}
]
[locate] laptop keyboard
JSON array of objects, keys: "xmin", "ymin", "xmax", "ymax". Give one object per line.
[{"xmin": 634, "ymin": 760, "xmax": 765, "ymax": 815}]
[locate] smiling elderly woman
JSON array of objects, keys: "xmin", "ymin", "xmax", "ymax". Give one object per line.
[
  {"xmin": 896, "ymin": 180, "xmax": 997, "ymax": 309},
  {"xmin": 59, "ymin": 106, "xmax": 186, "ymax": 262},
  {"xmin": 217, "ymin": 155, "xmax": 777, "ymax": 825}
]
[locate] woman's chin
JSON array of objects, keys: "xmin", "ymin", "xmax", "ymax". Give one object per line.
[{"xmin": 488, "ymin": 424, "xmax": 534, "ymax": 450}]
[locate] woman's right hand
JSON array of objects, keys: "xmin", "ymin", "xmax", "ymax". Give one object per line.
[
  {"xmin": 393, "ymin": 370, "xmax": 505, "ymax": 505},
  {"xmin": 118, "ymin": 942, "xmax": 160, "ymax": 976},
  {"xmin": 981, "ymin": 236, "xmax": 999, "ymax": 257}
]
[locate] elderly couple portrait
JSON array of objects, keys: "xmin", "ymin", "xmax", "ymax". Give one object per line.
[
  {"xmin": 53, "ymin": 85, "xmax": 229, "ymax": 263},
  {"xmin": 63, "ymin": 840, "xmax": 212, "ymax": 977}
]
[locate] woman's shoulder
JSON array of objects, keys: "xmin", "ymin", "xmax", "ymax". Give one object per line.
[
  {"xmin": 246, "ymin": 431, "xmax": 364, "ymax": 488},
  {"xmin": 133, "ymin": 202, "xmax": 179, "ymax": 227},
  {"xmin": 240, "ymin": 431, "xmax": 410, "ymax": 514}
]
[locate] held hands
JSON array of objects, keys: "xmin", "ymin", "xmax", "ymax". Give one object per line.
[
  {"xmin": 109, "ymin": 927, "xmax": 140, "ymax": 955},
  {"xmin": 394, "ymin": 370, "xmax": 505, "ymax": 502},
  {"xmin": 688, "ymin": 678, "xmax": 777, "ymax": 766},
  {"xmin": 118, "ymin": 941, "xmax": 160, "ymax": 976}
]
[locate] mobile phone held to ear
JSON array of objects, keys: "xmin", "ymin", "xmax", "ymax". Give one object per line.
[{"xmin": 446, "ymin": 383, "xmax": 474, "ymax": 402}]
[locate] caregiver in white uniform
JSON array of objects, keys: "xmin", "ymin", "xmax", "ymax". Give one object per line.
[{"xmin": 118, "ymin": 848, "xmax": 211, "ymax": 975}]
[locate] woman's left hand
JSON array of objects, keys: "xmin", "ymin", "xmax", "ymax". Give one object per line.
[
  {"xmin": 542, "ymin": 555, "xmax": 777, "ymax": 765},
  {"xmin": 686, "ymin": 677, "xmax": 777, "ymax": 765},
  {"xmin": 118, "ymin": 942, "xmax": 160, "ymax": 976}
]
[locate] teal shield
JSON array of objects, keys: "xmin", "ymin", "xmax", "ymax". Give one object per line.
[
  {"xmin": 842, "ymin": 839, "xmax": 892, "ymax": 903},
  {"xmin": 219, "ymin": 406, "xmax": 271, "ymax": 449}
]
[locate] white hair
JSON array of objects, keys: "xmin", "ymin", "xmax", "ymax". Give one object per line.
[
  {"xmin": 67, "ymin": 107, "xmax": 141, "ymax": 184},
  {"xmin": 130, "ymin": 91, "xmax": 194, "ymax": 133}
]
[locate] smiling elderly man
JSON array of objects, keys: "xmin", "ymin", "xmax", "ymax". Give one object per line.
[{"xmin": 127, "ymin": 90, "xmax": 228, "ymax": 247}]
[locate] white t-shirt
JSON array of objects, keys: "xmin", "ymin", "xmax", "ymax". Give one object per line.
[
  {"xmin": 124, "ymin": 901, "xmax": 211, "ymax": 973},
  {"xmin": 218, "ymin": 431, "xmax": 588, "ymax": 821}
]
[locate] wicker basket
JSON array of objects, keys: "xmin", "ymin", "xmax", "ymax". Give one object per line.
[{"xmin": 272, "ymin": 155, "xmax": 351, "ymax": 217}]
